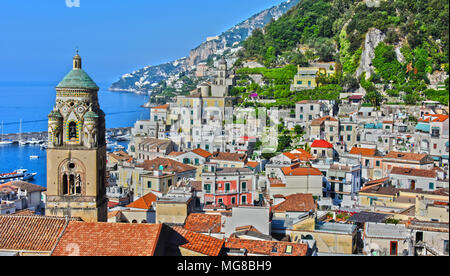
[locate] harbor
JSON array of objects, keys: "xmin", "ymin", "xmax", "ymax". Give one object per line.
[{"xmin": 0, "ymin": 127, "xmax": 132, "ymax": 145}]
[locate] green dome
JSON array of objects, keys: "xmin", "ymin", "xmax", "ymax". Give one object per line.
[
  {"xmin": 48, "ymin": 110, "xmax": 62, "ymax": 118},
  {"xmin": 56, "ymin": 69, "xmax": 99, "ymax": 90},
  {"xmin": 84, "ymin": 110, "xmax": 99, "ymax": 119}
]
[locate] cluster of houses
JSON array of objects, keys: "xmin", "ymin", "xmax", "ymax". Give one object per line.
[{"xmin": 0, "ymin": 60, "xmax": 448, "ymax": 257}]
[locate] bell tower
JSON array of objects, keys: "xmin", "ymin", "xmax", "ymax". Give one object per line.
[{"xmin": 46, "ymin": 52, "xmax": 107, "ymax": 222}]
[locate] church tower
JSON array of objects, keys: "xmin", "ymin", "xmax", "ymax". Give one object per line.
[{"xmin": 46, "ymin": 52, "xmax": 107, "ymax": 222}]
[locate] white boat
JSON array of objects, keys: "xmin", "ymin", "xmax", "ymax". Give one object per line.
[
  {"xmin": 30, "ymin": 155, "xmax": 39, "ymax": 159},
  {"xmin": 0, "ymin": 169, "xmax": 37, "ymax": 183}
]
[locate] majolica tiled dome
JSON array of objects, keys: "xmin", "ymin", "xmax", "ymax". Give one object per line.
[{"xmin": 56, "ymin": 52, "xmax": 99, "ymax": 90}]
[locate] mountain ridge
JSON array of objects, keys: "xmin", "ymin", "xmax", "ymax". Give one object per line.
[{"xmin": 109, "ymin": 0, "xmax": 300, "ymax": 93}]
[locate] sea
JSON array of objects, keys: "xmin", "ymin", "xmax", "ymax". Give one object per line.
[{"xmin": 0, "ymin": 82, "xmax": 150, "ymax": 187}]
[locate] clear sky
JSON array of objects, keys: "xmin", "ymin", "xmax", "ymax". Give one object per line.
[{"xmin": 0, "ymin": 0, "xmax": 285, "ymax": 84}]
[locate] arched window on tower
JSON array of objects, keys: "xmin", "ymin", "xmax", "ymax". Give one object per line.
[
  {"xmin": 69, "ymin": 174, "xmax": 75, "ymax": 194},
  {"xmin": 63, "ymin": 174, "xmax": 68, "ymax": 195},
  {"xmin": 68, "ymin": 122, "xmax": 78, "ymax": 139}
]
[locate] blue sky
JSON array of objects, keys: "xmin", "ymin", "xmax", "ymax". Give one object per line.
[{"xmin": 0, "ymin": 0, "xmax": 285, "ymax": 84}]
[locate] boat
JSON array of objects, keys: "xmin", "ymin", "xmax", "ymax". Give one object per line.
[
  {"xmin": 0, "ymin": 121, "xmax": 13, "ymax": 145},
  {"xmin": 30, "ymin": 155, "xmax": 39, "ymax": 159},
  {"xmin": 115, "ymin": 144, "xmax": 125, "ymax": 151},
  {"xmin": 115, "ymin": 134, "xmax": 131, "ymax": 141},
  {"xmin": 0, "ymin": 169, "xmax": 37, "ymax": 184}
]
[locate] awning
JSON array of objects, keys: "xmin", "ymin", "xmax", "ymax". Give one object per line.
[{"xmin": 415, "ymin": 123, "xmax": 430, "ymax": 132}]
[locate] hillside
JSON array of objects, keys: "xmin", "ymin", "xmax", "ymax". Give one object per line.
[
  {"xmin": 235, "ymin": 0, "xmax": 449, "ymax": 107},
  {"xmin": 110, "ymin": 0, "xmax": 300, "ymax": 93}
]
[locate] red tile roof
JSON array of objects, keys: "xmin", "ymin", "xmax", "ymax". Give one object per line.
[
  {"xmin": 269, "ymin": 178, "xmax": 286, "ymax": 188},
  {"xmin": 170, "ymin": 226, "xmax": 224, "ymax": 256},
  {"xmin": 431, "ymin": 114, "xmax": 449, "ymax": 122},
  {"xmin": 191, "ymin": 148, "xmax": 213, "ymax": 158},
  {"xmin": 184, "ymin": 213, "xmax": 222, "ymax": 233},
  {"xmin": 246, "ymin": 161, "xmax": 260, "ymax": 168},
  {"xmin": 168, "ymin": 152, "xmax": 184, "ymax": 156},
  {"xmin": 225, "ymin": 238, "xmax": 308, "ymax": 256},
  {"xmin": 384, "ymin": 152, "xmax": 429, "ymax": 161},
  {"xmin": 211, "ymin": 152, "xmax": 247, "ymax": 162},
  {"xmin": 0, "ymin": 216, "xmax": 74, "ymax": 252},
  {"xmin": 281, "ymin": 165, "xmax": 323, "ymax": 177},
  {"xmin": 349, "ymin": 147, "xmax": 378, "ymax": 157},
  {"xmin": 126, "ymin": 192, "xmax": 157, "ymax": 210},
  {"xmin": 390, "ymin": 167, "xmax": 437, "ymax": 178},
  {"xmin": 311, "ymin": 139, "xmax": 333, "ymax": 148},
  {"xmin": 52, "ymin": 222, "xmax": 163, "ymax": 256},
  {"xmin": 139, "ymin": 157, "xmax": 196, "ymax": 173},
  {"xmin": 311, "ymin": 116, "xmax": 338, "ymax": 126},
  {"xmin": 0, "ymin": 181, "xmax": 46, "ymax": 193},
  {"xmin": 272, "ymin": 193, "xmax": 316, "ymax": 213},
  {"xmin": 152, "ymin": 104, "xmax": 169, "ymax": 110},
  {"xmin": 283, "ymin": 149, "xmax": 314, "ymax": 161}
]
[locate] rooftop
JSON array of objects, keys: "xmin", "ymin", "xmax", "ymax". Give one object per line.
[
  {"xmin": 272, "ymin": 193, "xmax": 316, "ymax": 213},
  {"xmin": 126, "ymin": 192, "xmax": 157, "ymax": 210},
  {"xmin": 311, "ymin": 139, "xmax": 333, "ymax": 148},
  {"xmin": 169, "ymin": 226, "xmax": 224, "ymax": 256},
  {"xmin": 183, "ymin": 213, "xmax": 222, "ymax": 234},
  {"xmin": 390, "ymin": 167, "xmax": 437, "ymax": 178},
  {"xmin": 52, "ymin": 222, "xmax": 163, "ymax": 256},
  {"xmin": 225, "ymin": 237, "xmax": 308, "ymax": 256}
]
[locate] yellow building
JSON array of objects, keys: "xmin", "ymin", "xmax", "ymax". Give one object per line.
[{"xmin": 291, "ymin": 63, "xmax": 336, "ymax": 91}]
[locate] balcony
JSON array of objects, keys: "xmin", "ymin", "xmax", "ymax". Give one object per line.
[{"xmin": 214, "ymin": 189, "xmax": 239, "ymax": 195}]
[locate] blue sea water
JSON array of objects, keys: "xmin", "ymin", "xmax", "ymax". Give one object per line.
[{"xmin": 0, "ymin": 82, "xmax": 149, "ymax": 187}]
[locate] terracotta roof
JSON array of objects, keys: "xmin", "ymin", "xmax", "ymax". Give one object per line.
[
  {"xmin": 225, "ymin": 238, "xmax": 308, "ymax": 256},
  {"xmin": 269, "ymin": 178, "xmax": 286, "ymax": 188},
  {"xmin": 272, "ymin": 193, "xmax": 316, "ymax": 213},
  {"xmin": 151, "ymin": 104, "xmax": 169, "ymax": 110},
  {"xmin": 383, "ymin": 121, "xmax": 394, "ymax": 124},
  {"xmin": 108, "ymin": 151, "xmax": 133, "ymax": 162},
  {"xmin": 359, "ymin": 185, "xmax": 399, "ymax": 196},
  {"xmin": 184, "ymin": 213, "xmax": 222, "ymax": 233},
  {"xmin": 246, "ymin": 161, "xmax": 260, "ymax": 168},
  {"xmin": 390, "ymin": 167, "xmax": 437, "ymax": 178},
  {"xmin": 126, "ymin": 192, "xmax": 157, "ymax": 210},
  {"xmin": 139, "ymin": 157, "xmax": 196, "ymax": 173},
  {"xmin": 311, "ymin": 116, "xmax": 338, "ymax": 126},
  {"xmin": 364, "ymin": 177, "xmax": 390, "ymax": 186},
  {"xmin": 281, "ymin": 165, "xmax": 323, "ymax": 177},
  {"xmin": 234, "ymin": 225, "xmax": 263, "ymax": 234},
  {"xmin": 384, "ymin": 152, "xmax": 429, "ymax": 161},
  {"xmin": 168, "ymin": 152, "xmax": 184, "ymax": 156},
  {"xmin": 0, "ymin": 216, "xmax": 70, "ymax": 252},
  {"xmin": 107, "ymin": 210, "xmax": 122, "ymax": 219},
  {"xmin": 283, "ymin": 149, "xmax": 314, "ymax": 161},
  {"xmin": 431, "ymin": 114, "xmax": 449, "ymax": 122},
  {"xmin": 191, "ymin": 148, "xmax": 213, "ymax": 158},
  {"xmin": 211, "ymin": 152, "xmax": 247, "ymax": 162},
  {"xmin": 52, "ymin": 222, "xmax": 163, "ymax": 256},
  {"xmin": 349, "ymin": 147, "xmax": 378, "ymax": 157},
  {"xmin": 170, "ymin": 226, "xmax": 224, "ymax": 256},
  {"xmin": 311, "ymin": 139, "xmax": 333, "ymax": 148},
  {"xmin": 297, "ymin": 100, "xmax": 319, "ymax": 104},
  {"xmin": 0, "ymin": 181, "xmax": 46, "ymax": 193}
]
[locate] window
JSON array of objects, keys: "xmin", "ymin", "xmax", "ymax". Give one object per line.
[
  {"xmin": 231, "ymin": 197, "xmax": 236, "ymax": 204},
  {"xmin": 347, "ymin": 135, "xmax": 351, "ymax": 141},
  {"xmin": 218, "ymin": 198, "xmax": 223, "ymax": 204},
  {"xmin": 308, "ymin": 81, "xmax": 312, "ymax": 87},
  {"xmin": 241, "ymin": 195, "xmax": 247, "ymax": 204},
  {"xmin": 310, "ymin": 105, "xmax": 314, "ymax": 111},
  {"xmin": 390, "ymin": 241, "xmax": 398, "ymax": 256},
  {"xmin": 357, "ymin": 135, "xmax": 361, "ymax": 142},
  {"xmin": 300, "ymin": 107, "xmax": 304, "ymax": 112},
  {"xmin": 68, "ymin": 121, "xmax": 78, "ymax": 139},
  {"xmin": 225, "ymin": 183, "xmax": 230, "ymax": 192},
  {"xmin": 297, "ymin": 81, "xmax": 303, "ymax": 85},
  {"xmin": 434, "ymin": 144, "xmax": 437, "ymax": 149},
  {"xmin": 429, "ymin": 183, "xmax": 434, "ymax": 190},
  {"xmin": 330, "ymin": 127, "xmax": 334, "ymax": 132},
  {"xmin": 168, "ymin": 179, "xmax": 172, "ymax": 187},
  {"xmin": 204, "ymin": 184, "xmax": 211, "ymax": 193},
  {"xmin": 308, "ymin": 115, "xmax": 313, "ymax": 120},
  {"xmin": 346, "ymin": 126, "xmax": 352, "ymax": 131},
  {"xmin": 330, "ymin": 136, "xmax": 333, "ymax": 142},
  {"xmin": 195, "ymin": 159, "xmax": 199, "ymax": 165},
  {"xmin": 147, "ymin": 181, "xmax": 152, "ymax": 189},
  {"xmin": 376, "ymin": 161, "xmax": 380, "ymax": 167},
  {"xmin": 242, "ymin": 182, "xmax": 247, "ymax": 192},
  {"xmin": 300, "ymin": 114, "xmax": 303, "ymax": 120},
  {"xmin": 444, "ymin": 240, "xmax": 449, "ymax": 255}
]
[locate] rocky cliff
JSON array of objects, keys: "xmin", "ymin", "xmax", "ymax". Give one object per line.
[{"xmin": 110, "ymin": 0, "xmax": 300, "ymax": 93}]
